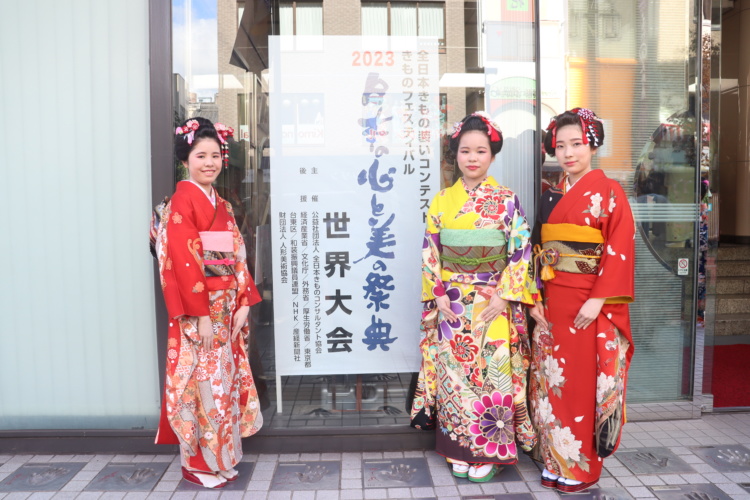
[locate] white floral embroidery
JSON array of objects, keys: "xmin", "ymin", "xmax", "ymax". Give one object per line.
[
  {"xmin": 574, "ymin": 416, "xmax": 584, "ymax": 422},
  {"xmin": 543, "ymin": 355, "xmax": 565, "ymax": 389},
  {"xmin": 609, "ymin": 196, "xmax": 616, "ymax": 213},
  {"xmin": 550, "ymin": 426, "xmax": 582, "ymax": 462},
  {"xmin": 585, "ymin": 217, "xmax": 591, "ymax": 225},
  {"xmin": 569, "ymin": 326, "xmax": 576, "ymax": 334},
  {"xmin": 537, "ymin": 397, "xmax": 556, "ymax": 425},
  {"xmin": 596, "ymin": 373, "xmax": 616, "ymax": 403},
  {"xmin": 620, "ymin": 254, "xmax": 626, "ymax": 260},
  {"xmin": 607, "ymin": 245, "xmax": 616, "ymax": 255},
  {"xmin": 589, "ymin": 193, "xmax": 603, "ymax": 218}
]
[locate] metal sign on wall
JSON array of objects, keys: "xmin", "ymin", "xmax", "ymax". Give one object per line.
[{"xmin": 269, "ymin": 36, "xmax": 440, "ymax": 376}]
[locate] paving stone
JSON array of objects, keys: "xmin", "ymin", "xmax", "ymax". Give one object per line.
[
  {"xmin": 363, "ymin": 459, "xmax": 432, "ymax": 489},
  {"xmin": 691, "ymin": 445, "xmax": 750, "ymax": 472},
  {"xmin": 0, "ymin": 463, "xmax": 86, "ymax": 492},
  {"xmin": 314, "ymin": 491, "xmax": 339, "ymax": 500},
  {"xmin": 363, "ymin": 489, "xmax": 386, "ymax": 499},
  {"xmin": 616, "ymin": 448, "xmax": 695, "ymax": 475},
  {"xmin": 270, "ymin": 462, "xmax": 341, "ymax": 492},
  {"xmin": 85, "ymin": 463, "xmax": 169, "ymax": 492},
  {"xmin": 650, "ymin": 483, "xmax": 733, "ymax": 499},
  {"xmin": 339, "ymin": 490, "xmax": 364, "ymax": 500}
]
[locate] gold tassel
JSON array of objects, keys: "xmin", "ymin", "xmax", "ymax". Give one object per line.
[{"xmin": 541, "ymin": 264, "xmax": 556, "ymax": 281}]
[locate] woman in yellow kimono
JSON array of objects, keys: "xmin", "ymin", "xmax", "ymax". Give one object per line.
[{"xmin": 410, "ymin": 112, "xmax": 537, "ymax": 482}]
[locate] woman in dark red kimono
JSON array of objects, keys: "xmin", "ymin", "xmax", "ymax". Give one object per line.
[
  {"xmin": 154, "ymin": 118, "xmax": 263, "ymax": 488},
  {"xmin": 528, "ymin": 109, "xmax": 635, "ymax": 493}
]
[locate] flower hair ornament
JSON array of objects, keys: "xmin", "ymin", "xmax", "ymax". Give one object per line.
[
  {"xmin": 547, "ymin": 107, "xmax": 603, "ymax": 149},
  {"xmin": 175, "ymin": 119, "xmax": 200, "ymax": 145},
  {"xmin": 214, "ymin": 123, "xmax": 234, "ymax": 168},
  {"xmin": 450, "ymin": 111, "xmax": 503, "ymax": 143}
]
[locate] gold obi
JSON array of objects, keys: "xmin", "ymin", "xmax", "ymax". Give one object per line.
[{"xmin": 535, "ymin": 223, "xmax": 604, "ymax": 280}]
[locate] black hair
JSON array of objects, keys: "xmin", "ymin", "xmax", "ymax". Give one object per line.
[
  {"xmin": 449, "ymin": 114, "xmax": 503, "ymax": 156},
  {"xmin": 174, "ymin": 117, "xmax": 222, "ymax": 162},
  {"xmin": 543, "ymin": 109, "xmax": 605, "ymax": 156}
]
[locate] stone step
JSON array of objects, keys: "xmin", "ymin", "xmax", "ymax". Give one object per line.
[
  {"xmin": 718, "ymin": 244, "xmax": 750, "ymax": 261},
  {"xmin": 717, "ymin": 260, "xmax": 750, "ymax": 277},
  {"xmin": 717, "ymin": 294, "xmax": 750, "ymax": 315},
  {"xmin": 717, "ymin": 277, "xmax": 750, "ymax": 295},
  {"xmin": 715, "ymin": 313, "xmax": 750, "ymax": 336}
]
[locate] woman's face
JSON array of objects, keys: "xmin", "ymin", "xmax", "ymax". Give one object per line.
[
  {"xmin": 456, "ymin": 130, "xmax": 494, "ymax": 189},
  {"xmin": 183, "ymin": 137, "xmax": 222, "ymax": 189},
  {"xmin": 554, "ymin": 124, "xmax": 596, "ymax": 184}
]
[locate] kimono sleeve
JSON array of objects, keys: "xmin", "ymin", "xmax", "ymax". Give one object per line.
[
  {"xmin": 233, "ymin": 223, "xmax": 262, "ymax": 308},
  {"xmin": 496, "ymin": 193, "xmax": 535, "ymax": 305},
  {"xmin": 590, "ymin": 182, "xmax": 635, "ymax": 303},
  {"xmin": 162, "ymin": 195, "xmax": 210, "ymax": 318},
  {"xmin": 421, "ymin": 193, "xmax": 446, "ymax": 302}
]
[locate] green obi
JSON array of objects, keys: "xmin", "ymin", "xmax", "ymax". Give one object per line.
[{"xmin": 439, "ymin": 229, "xmax": 507, "ymax": 272}]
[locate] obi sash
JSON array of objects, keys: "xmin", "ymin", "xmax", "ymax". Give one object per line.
[
  {"xmin": 199, "ymin": 230, "xmax": 236, "ymax": 279},
  {"xmin": 439, "ymin": 228, "xmax": 507, "ymax": 275},
  {"xmin": 535, "ymin": 223, "xmax": 603, "ymax": 281}
]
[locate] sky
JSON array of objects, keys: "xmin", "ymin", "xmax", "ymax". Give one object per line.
[{"xmin": 172, "ymin": 0, "xmax": 220, "ymax": 100}]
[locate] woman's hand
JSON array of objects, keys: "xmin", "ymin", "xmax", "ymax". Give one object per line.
[
  {"xmin": 529, "ymin": 301, "xmax": 549, "ymax": 331},
  {"xmin": 232, "ymin": 306, "xmax": 251, "ymax": 340},
  {"xmin": 435, "ymin": 295, "xmax": 457, "ymax": 322},
  {"xmin": 574, "ymin": 297, "xmax": 606, "ymax": 330},
  {"xmin": 197, "ymin": 315, "xmax": 213, "ymax": 350},
  {"xmin": 478, "ymin": 293, "xmax": 508, "ymax": 324}
]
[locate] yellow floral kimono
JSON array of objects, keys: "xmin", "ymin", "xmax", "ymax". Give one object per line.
[{"xmin": 410, "ymin": 177, "xmax": 537, "ymax": 465}]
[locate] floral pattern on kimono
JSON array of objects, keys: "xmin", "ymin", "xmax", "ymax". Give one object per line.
[
  {"xmin": 529, "ymin": 169, "xmax": 635, "ymax": 483},
  {"xmin": 155, "ymin": 181, "xmax": 262, "ymax": 472},
  {"xmin": 411, "ymin": 177, "xmax": 537, "ymax": 465}
]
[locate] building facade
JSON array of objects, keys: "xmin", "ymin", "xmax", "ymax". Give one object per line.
[{"xmin": 2, "ymin": 0, "xmax": 745, "ymax": 452}]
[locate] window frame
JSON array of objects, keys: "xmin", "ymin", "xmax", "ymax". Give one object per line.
[{"xmin": 361, "ymin": 1, "xmax": 446, "ymax": 50}]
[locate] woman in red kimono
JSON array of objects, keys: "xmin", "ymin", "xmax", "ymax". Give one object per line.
[
  {"xmin": 154, "ymin": 117, "xmax": 263, "ymax": 488},
  {"xmin": 528, "ymin": 108, "xmax": 634, "ymax": 493}
]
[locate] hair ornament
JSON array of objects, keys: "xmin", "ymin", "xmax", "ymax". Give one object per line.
[
  {"xmin": 546, "ymin": 117, "xmax": 558, "ymax": 149},
  {"xmin": 175, "ymin": 119, "xmax": 200, "ymax": 145},
  {"xmin": 214, "ymin": 123, "xmax": 234, "ymax": 167},
  {"xmin": 450, "ymin": 121, "xmax": 464, "ymax": 139},
  {"xmin": 450, "ymin": 111, "xmax": 503, "ymax": 142},
  {"xmin": 571, "ymin": 107, "xmax": 602, "ymax": 147}
]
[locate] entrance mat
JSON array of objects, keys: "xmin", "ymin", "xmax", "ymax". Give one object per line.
[
  {"xmin": 176, "ymin": 462, "xmax": 254, "ymax": 491},
  {"xmin": 615, "ymin": 447, "xmax": 695, "ymax": 474},
  {"xmin": 691, "ymin": 445, "xmax": 750, "ymax": 472},
  {"xmin": 363, "ymin": 458, "xmax": 433, "ymax": 488},
  {"xmin": 650, "ymin": 483, "xmax": 732, "ymax": 499},
  {"xmin": 0, "ymin": 463, "xmax": 85, "ymax": 492},
  {"xmin": 712, "ymin": 344, "xmax": 750, "ymax": 407},
  {"xmin": 269, "ymin": 461, "xmax": 340, "ymax": 491},
  {"xmin": 85, "ymin": 462, "xmax": 168, "ymax": 491}
]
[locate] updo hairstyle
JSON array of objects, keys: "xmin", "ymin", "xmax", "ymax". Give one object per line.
[
  {"xmin": 449, "ymin": 114, "xmax": 503, "ymax": 156},
  {"xmin": 174, "ymin": 117, "xmax": 222, "ymax": 163},
  {"xmin": 543, "ymin": 109, "xmax": 605, "ymax": 156}
]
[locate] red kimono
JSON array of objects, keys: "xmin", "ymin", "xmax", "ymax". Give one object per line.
[
  {"xmin": 529, "ymin": 169, "xmax": 634, "ymax": 483},
  {"xmin": 154, "ymin": 181, "xmax": 262, "ymax": 472}
]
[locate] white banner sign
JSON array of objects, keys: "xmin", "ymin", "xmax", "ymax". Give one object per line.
[{"xmin": 269, "ymin": 36, "xmax": 440, "ymax": 376}]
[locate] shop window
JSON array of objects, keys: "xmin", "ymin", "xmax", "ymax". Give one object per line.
[
  {"xmin": 362, "ymin": 2, "xmax": 446, "ymax": 49},
  {"xmin": 280, "ymin": 1, "xmax": 323, "ymax": 36}
]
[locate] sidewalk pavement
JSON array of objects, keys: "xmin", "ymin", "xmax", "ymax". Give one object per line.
[{"xmin": 1, "ymin": 412, "xmax": 750, "ymax": 500}]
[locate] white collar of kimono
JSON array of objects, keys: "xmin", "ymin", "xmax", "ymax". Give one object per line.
[{"xmin": 188, "ymin": 180, "xmax": 216, "ymax": 207}]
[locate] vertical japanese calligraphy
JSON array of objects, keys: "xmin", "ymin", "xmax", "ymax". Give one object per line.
[{"xmin": 269, "ymin": 36, "xmax": 439, "ymax": 376}]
